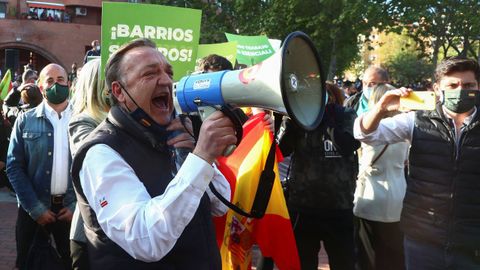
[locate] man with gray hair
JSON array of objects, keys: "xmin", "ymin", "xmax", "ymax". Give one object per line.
[
  {"xmin": 71, "ymin": 38, "xmax": 235, "ymax": 269},
  {"xmin": 344, "ymin": 66, "xmax": 389, "ymax": 115}
]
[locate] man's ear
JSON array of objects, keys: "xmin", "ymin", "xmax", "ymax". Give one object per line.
[
  {"xmin": 111, "ymin": 82, "xmax": 126, "ymax": 103},
  {"xmin": 433, "ymin": 82, "xmax": 442, "ymax": 102},
  {"xmin": 433, "ymin": 82, "xmax": 441, "ymax": 95}
]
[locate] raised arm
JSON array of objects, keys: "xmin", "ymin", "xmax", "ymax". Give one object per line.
[{"xmin": 360, "ymin": 87, "xmax": 411, "ymax": 134}]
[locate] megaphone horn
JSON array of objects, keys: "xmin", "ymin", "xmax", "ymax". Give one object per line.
[{"xmin": 173, "ymin": 31, "xmax": 326, "ymax": 132}]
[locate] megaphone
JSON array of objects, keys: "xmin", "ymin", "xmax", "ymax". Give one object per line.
[{"xmin": 173, "ymin": 31, "xmax": 326, "ymax": 133}]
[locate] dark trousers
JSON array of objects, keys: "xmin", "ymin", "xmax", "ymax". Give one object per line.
[
  {"xmin": 355, "ymin": 217, "xmax": 405, "ymax": 270},
  {"xmin": 291, "ymin": 210, "xmax": 355, "ymax": 270},
  {"xmin": 15, "ymin": 206, "xmax": 71, "ymax": 269},
  {"xmin": 71, "ymin": 240, "xmax": 90, "ymax": 270},
  {"xmin": 404, "ymin": 236, "xmax": 480, "ymax": 270}
]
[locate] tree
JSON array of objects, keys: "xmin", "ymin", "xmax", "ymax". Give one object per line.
[
  {"xmin": 386, "ymin": 52, "xmax": 433, "ymax": 87},
  {"xmin": 146, "ymin": 0, "xmax": 394, "ymax": 79},
  {"xmin": 350, "ymin": 28, "xmax": 434, "ymax": 86},
  {"xmin": 385, "ymin": 0, "xmax": 480, "ymax": 78},
  {"xmin": 147, "ymin": 0, "xmax": 239, "ymax": 43},
  {"xmin": 262, "ymin": 0, "xmax": 391, "ymax": 80}
]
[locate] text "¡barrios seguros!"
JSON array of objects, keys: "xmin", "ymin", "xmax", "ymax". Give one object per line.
[{"xmin": 109, "ymin": 24, "xmax": 195, "ymax": 62}]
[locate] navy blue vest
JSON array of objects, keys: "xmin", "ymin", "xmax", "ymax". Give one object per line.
[
  {"xmin": 403, "ymin": 105, "xmax": 480, "ymax": 251},
  {"xmin": 71, "ymin": 106, "xmax": 221, "ymax": 270}
]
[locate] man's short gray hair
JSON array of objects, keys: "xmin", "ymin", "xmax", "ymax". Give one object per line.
[
  {"xmin": 365, "ymin": 66, "xmax": 389, "ymax": 82},
  {"xmin": 104, "ymin": 38, "xmax": 157, "ymax": 105}
]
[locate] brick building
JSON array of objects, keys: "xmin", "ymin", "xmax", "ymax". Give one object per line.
[{"xmin": 0, "ymin": 0, "xmax": 141, "ymax": 77}]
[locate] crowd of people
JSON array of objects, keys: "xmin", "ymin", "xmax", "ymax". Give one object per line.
[
  {"xmin": 24, "ymin": 8, "xmax": 70, "ymax": 23},
  {"xmin": 335, "ymin": 77, "xmax": 433, "ymax": 99},
  {"xmin": 1, "ymin": 36, "xmax": 480, "ymax": 270}
]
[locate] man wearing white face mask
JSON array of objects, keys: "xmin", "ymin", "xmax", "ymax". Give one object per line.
[
  {"xmin": 83, "ymin": 40, "xmax": 101, "ymax": 64},
  {"xmin": 344, "ymin": 66, "xmax": 389, "ymax": 116}
]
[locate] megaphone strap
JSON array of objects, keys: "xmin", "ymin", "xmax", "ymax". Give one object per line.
[
  {"xmin": 190, "ymin": 100, "xmax": 244, "ymax": 148},
  {"xmin": 219, "ymin": 104, "xmax": 243, "ymax": 148},
  {"xmin": 208, "ymin": 140, "xmax": 277, "ymax": 219}
]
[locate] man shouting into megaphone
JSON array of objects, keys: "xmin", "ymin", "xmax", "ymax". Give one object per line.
[{"xmin": 71, "ymin": 38, "xmax": 235, "ymax": 270}]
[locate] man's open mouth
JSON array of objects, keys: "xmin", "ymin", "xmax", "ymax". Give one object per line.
[{"xmin": 152, "ymin": 94, "xmax": 169, "ymax": 109}]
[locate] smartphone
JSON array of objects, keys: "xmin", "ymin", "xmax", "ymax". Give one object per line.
[{"xmin": 399, "ymin": 91, "xmax": 436, "ymax": 111}]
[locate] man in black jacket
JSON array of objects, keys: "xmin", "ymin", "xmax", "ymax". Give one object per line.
[{"xmin": 355, "ymin": 56, "xmax": 480, "ymax": 269}]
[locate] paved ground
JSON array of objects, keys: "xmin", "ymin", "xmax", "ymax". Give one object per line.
[
  {"xmin": 0, "ymin": 187, "xmax": 329, "ymax": 270},
  {"xmin": 0, "ymin": 188, "xmax": 17, "ymax": 270}
]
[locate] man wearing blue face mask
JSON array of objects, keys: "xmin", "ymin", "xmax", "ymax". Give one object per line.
[
  {"xmin": 354, "ymin": 56, "xmax": 480, "ymax": 269},
  {"xmin": 71, "ymin": 39, "xmax": 236, "ymax": 269},
  {"xmin": 344, "ymin": 66, "xmax": 389, "ymax": 116},
  {"xmin": 357, "ymin": 66, "xmax": 389, "ymax": 116},
  {"xmin": 7, "ymin": 63, "xmax": 75, "ymax": 269}
]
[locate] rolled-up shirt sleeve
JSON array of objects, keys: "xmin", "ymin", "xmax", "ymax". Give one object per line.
[
  {"xmin": 353, "ymin": 111, "xmax": 415, "ymax": 145},
  {"xmin": 79, "ymin": 144, "xmax": 228, "ymax": 262}
]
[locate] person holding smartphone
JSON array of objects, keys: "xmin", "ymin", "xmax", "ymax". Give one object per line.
[{"xmin": 354, "ymin": 56, "xmax": 480, "ymax": 270}]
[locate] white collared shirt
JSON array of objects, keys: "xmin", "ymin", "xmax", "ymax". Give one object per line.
[
  {"xmin": 79, "ymin": 146, "xmax": 230, "ymax": 262},
  {"xmin": 354, "ymin": 107, "xmax": 478, "ymax": 147},
  {"xmin": 44, "ymin": 101, "xmax": 72, "ymax": 195}
]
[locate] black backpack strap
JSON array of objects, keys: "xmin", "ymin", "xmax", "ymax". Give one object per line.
[{"xmin": 209, "ymin": 140, "xmax": 277, "ymax": 219}]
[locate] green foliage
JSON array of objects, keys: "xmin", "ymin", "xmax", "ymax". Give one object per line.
[
  {"xmin": 375, "ymin": 30, "xmax": 419, "ymax": 64},
  {"xmin": 262, "ymin": 0, "xmax": 392, "ymax": 78},
  {"xmin": 349, "ymin": 0, "xmax": 480, "ymax": 82},
  {"xmin": 144, "ymin": 0, "xmax": 480, "ymax": 83},
  {"xmin": 386, "ymin": 52, "xmax": 433, "ymax": 86},
  {"xmin": 147, "ymin": 0, "xmax": 392, "ymax": 78},
  {"xmin": 147, "ymin": 0, "xmax": 237, "ymax": 43},
  {"xmin": 385, "ymin": 0, "xmax": 480, "ymax": 60}
]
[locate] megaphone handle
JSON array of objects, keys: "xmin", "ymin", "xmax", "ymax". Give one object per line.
[
  {"xmin": 197, "ymin": 105, "xmax": 243, "ymax": 157},
  {"xmin": 223, "ymin": 145, "xmax": 237, "ymax": 156},
  {"xmin": 197, "ymin": 106, "xmax": 217, "ymax": 122}
]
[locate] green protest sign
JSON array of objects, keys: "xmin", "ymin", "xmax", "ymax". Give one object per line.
[
  {"xmin": 225, "ymin": 33, "xmax": 275, "ymax": 66},
  {"xmin": 101, "ymin": 3, "xmax": 202, "ymax": 81},
  {"xmin": 195, "ymin": 42, "xmax": 238, "ymax": 70}
]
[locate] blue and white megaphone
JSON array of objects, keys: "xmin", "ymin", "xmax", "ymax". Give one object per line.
[{"xmin": 173, "ymin": 31, "xmax": 326, "ymax": 153}]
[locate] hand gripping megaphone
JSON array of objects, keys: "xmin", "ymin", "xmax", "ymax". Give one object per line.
[{"xmin": 173, "ymin": 31, "xmax": 326, "ymax": 154}]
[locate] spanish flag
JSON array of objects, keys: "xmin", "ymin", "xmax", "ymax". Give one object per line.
[{"xmin": 215, "ymin": 112, "xmax": 300, "ymax": 270}]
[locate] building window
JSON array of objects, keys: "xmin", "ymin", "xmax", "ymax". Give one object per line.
[
  {"xmin": 27, "ymin": 7, "xmax": 68, "ymax": 22},
  {"xmin": 128, "ymin": 0, "xmax": 139, "ymax": 3},
  {"xmin": 0, "ymin": 3, "xmax": 7, "ymax": 19}
]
